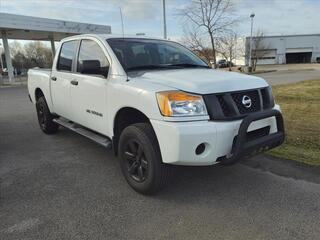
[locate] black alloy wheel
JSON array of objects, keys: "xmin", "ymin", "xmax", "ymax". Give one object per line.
[
  {"xmin": 37, "ymin": 103, "xmax": 45, "ymax": 129},
  {"xmin": 36, "ymin": 96, "xmax": 59, "ymax": 134},
  {"xmin": 118, "ymin": 123, "xmax": 171, "ymax": 195},
  {"xmin": 123, "ymin": 139, "xmax": 149, "ymax": 182}
]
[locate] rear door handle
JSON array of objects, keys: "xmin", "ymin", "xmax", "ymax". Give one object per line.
[
  {"xmin": 71, "ymin": 80, "xmax": 78, "ymax": 86},
  {"xmin": 51, "ymin": 76, "xmax": 57, "ymax": 81}
]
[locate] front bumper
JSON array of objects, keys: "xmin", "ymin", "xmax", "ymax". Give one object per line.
[
  {"xmin": 151, "ymin": 106, "xmax": 284, "ymax": 166},
  {"xmin": 217, "ymin": 109, "xmax": 284, "ymax": 165}
]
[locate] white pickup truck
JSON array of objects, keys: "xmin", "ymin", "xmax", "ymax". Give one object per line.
[{"xmin": 28, "ymin": 34, "xmax": 284, "ymax": 194}]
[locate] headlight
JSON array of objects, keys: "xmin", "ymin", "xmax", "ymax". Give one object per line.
[{"xmin": 156, "ymin": 91, "xmax": 208, "ymax": 117}]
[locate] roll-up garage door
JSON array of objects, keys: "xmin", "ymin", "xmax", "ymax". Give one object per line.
[
  {"xmin": 286, "ymin": 48, "xmax": 312, "ymax": 63},
  {"xmin": 256, "ymin": 49, "xmax": 276, "ymax": 65}
]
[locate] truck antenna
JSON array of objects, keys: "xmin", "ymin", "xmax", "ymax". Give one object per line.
[{"xmin": 119, "ymin": 7, "xmax": 124, "ymax": 38}]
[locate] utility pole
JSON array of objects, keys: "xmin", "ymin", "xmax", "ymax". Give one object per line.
[
  {"xmin": 163, "ymin": 0, "xmax": 167, "ymax": 39},
  {"xmin": 248, "ymin": 13, "xmax": 255, "ymax": 71}
]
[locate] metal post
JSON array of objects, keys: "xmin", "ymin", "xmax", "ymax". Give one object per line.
[
  {"xmin": 0, "ymin": 43, "xmax": 4, "ymax": 70},
  {"xmin": 248, "ymin": 13, "xmax": 255, "ymax": 69},
  {"xmin": 163, "ymin": 0, "xmax": 167, "ymax": 39},
  {"xmin": 0, "ymin": 43, "xmax": 3, "ymax": 85},
  {"xmin": 50, "ymin": 37, "xmax": 56, "ymax": 59},
  {"xmin": 2, "ymin": 31, "xmax": 14, "ymax": 83}
]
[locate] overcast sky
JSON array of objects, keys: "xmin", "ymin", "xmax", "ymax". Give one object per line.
[{"xmin": 0, "ymin": 0, "xmax": 320, "ymax": 41}]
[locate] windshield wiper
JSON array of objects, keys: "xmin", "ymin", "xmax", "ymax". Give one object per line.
[
  {"xmin": 126, "ymin": 65, "xmax": 173, "ymax": 71},
  {"xmin": 126, "ymin": 63, "xmax": 210, "ymax": 71},
  {"xmin": 166, "ymin": 63, "xmax": 210, "ymax": 69}
]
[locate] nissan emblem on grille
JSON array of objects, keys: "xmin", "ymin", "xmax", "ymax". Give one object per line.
[{"xmin": 242, "ymin": 95, "xmax": 252, "ymax": 108}]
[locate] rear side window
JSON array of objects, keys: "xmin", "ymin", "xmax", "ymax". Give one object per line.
[
  {"xmin": 57, "ymin": 40, "xmax": 77, "ymax": 71},
  {"xmin": 77, "ymin": 39, "xmax": 109, "ymax": 76}
]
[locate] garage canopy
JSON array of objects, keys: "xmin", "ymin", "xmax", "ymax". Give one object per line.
[{"xmin": 0, "ymin": 13, "xmax": 111, "ymax": 83}]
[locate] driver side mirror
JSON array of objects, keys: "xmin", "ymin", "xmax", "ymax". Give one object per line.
[{"xmin": 80, "ymin": 60, "xmax": 109, "ymax": 77}]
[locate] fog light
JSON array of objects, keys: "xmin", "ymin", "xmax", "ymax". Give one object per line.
[{"xmin": 195, "ymin": 143, "xmax": 206, "ymax": 155}]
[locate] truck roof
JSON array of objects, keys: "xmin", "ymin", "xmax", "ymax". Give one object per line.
[{"xmin": 62, "ymin": 34, "xmax": 167, "ymax": 42}]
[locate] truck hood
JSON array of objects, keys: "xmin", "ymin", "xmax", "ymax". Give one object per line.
[{"xmin": 129, "ymin": 68, "xmax": 268, "ymax": 94}]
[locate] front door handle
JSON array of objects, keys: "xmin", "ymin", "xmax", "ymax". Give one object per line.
[
  {"xmin": 71, "ymin": 80, "xmax": 78, "ymax": 86},
  {"xmin": 51, "ymin": 76, "xmax": 57, "ymax": 81}
]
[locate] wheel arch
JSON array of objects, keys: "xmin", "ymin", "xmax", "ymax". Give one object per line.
[
  {"xmin": 34, "ymin": 87, "xmax": 55, "ymax": 115},
  {"xmin": 35, "ymin": 88, "xmax": 45, "ymax": 101},
  {"xmin": 113, "ymin": 107, "xmax": 152, "ymax": 155}
]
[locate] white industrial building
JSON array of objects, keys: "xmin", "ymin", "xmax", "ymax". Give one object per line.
[
  {"xmin": 0, "ymin": 13, "xmax": 111, "ymax": 83},
  {"xmin": 246, "ymin": 34, "xmax": 320, "ymax": 65}
]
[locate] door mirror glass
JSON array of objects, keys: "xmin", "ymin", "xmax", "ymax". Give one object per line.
[{"xmin": 81, "ymin": 60, "xmax": 108, "ymax": 76}]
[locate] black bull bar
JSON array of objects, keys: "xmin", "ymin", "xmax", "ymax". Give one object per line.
[{"xmin": 218, "ymin": 109, "xmax": 285, "ymax": 165}]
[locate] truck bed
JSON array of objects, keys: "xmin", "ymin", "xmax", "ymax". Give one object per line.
[{"xmin": 27, "ymin": 68, "xmax": 52, "ymax": 105}]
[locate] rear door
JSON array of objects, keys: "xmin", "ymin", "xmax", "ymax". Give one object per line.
[
  {"xmin": 51, "ymin": 40, "xmax": 78, "ymax": 120},
  {"xmin": 70, "ymin": 38, "xmax": 110, "ymax": 135}
]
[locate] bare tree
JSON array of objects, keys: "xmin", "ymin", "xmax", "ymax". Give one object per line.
[
  {"xmin": 246, "ymin": 30, "xmax": 270, "ymax": 71},
  {"xmin": 182, "ymin": 27, "xmax": 214, "ymax": 66},
  {"xmin": 10, "ymin": 41, "xmax": 24, "ymax": 57},
  {"xmin": 10, "ymin": 41, "xmax": 26, "ymax": 70},
  {"xmin": 24, "ymin": 42, "xmax": 53, "ymax": 68},
  {"xmin": 179, "ymin": 0, "xmax": 238, "ymax": 68},
  {"xmin": 10, "ymin": 41, "xmax": 53, "ymax": 70},
  {"xmin": 216, "ymin": 32, "xmax": 240, "ymax": 71}
]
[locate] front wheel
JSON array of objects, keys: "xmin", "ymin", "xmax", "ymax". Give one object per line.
[
  {"xmin": 118, "ymin": 123, "xmax": 171, "ymax": 195},
  {"xmin": 36, "ymin": 96, "xmax": 59, "ymax": 134}
]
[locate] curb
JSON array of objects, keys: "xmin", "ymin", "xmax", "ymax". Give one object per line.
[
  {"xmin": 248, "ymin": 70, "xmax": 277, "ymax": 75},
  {"xmin": 0, "ymin": 83, "xmax": 27, "ymax": 88},
  {"xmin": 241, "ymin": 154, "xmax": 320, "ymax": 184}
]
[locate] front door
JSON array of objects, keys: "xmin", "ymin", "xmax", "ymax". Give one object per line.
[
  {"xmin": 51, "ymin": 40, "xmax": 78, "ymax": 120},
  {"xmin": 70, "ymin": 39, "xmax": 110, "ymax": 135}
]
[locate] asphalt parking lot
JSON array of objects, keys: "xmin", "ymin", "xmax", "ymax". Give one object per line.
[
  {"xmin": 1, "ymin": 86, "xmax": 320, "ymax": 240},
  {"xmin": 257, "ymin": 68, "xmax": 320, "ymax": 85}
]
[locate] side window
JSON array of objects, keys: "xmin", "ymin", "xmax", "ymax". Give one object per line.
[
  {"xmin": 57, "ymin": 41, "xmax": 77, "ymax": 71},
  {"xmin": 77, "ymin": 40, "xmax": 109, "ymax": 77}
]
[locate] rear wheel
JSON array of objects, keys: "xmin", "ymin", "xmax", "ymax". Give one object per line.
[
  {"xmin": 118, "ymin": 123, "xmax": 171, "ymax": 195},
  {"xmin": 36, "ymin": 96, "xmax": 59, "ymax": 134}
]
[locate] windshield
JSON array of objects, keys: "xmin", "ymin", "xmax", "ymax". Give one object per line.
[{"xmin": 107, "ymin": 38, "xmax": 209, "ymax": 72}]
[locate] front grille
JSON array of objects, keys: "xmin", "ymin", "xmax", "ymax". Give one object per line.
[
  {"xmin": 231, "ymin": 90, "xmax": 260, "ymax": 114},
  {"xmin": 203, "ymin": 87, "xmax": 274, "ymax": 120},
  {"xmin": 260, "ymin": 87, "xmax": 274, "ymax": 109},
  {"xmin": 217, "ymin": 95, "xmax": 232, "ymax": 117}
]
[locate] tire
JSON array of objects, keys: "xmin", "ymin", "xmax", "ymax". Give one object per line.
[
  {"xmin": 118, "ymin": 123, "xmax": 171, "ymax": 195},
  {"xmin": 36, "ymin": 96, "xmax": 59, "ymax": 134}
]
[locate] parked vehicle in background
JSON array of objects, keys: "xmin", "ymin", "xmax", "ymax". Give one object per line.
[
  {"xmin": 28, "ymin": 34, "xmax": 285, "ymax": 194},
  {"xmin": 218, "ymin": 59, "xmax": 227, "ymax": 68},
  {"xmin": 218, "ymin": 59, "xmax": 234, "ymax": 68}
]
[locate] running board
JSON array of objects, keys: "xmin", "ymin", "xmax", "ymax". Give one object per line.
[{"xmin": 53, "ymin": 118, "xmax": 112, "ymax": 149}]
